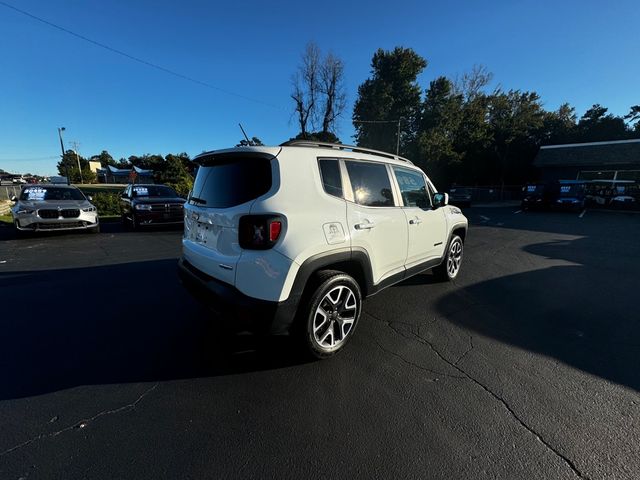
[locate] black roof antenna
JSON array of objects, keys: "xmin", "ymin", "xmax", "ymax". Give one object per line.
[{"xmin": 238, "ymin": 123, "xmax": 251, "ymax": 145}]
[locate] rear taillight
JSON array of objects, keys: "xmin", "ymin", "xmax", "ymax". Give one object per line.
[{"xmin": 239, "ymin": 215, "xmax": 283, "ymax": 250}]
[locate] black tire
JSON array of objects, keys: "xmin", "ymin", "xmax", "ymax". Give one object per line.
[
  {"xmin": 130, "ymin": 214, "xmax": 138, "ymax": 230},
  {"xmin": 433, "ymin": 234, "xmax": 464, "ymax": 282},
  {"xmin": 298, "ymin": 270, "xmax": 362, "ymax": 360},
  {"xmin": 89, "ymin": 223, "xmax": 100, "ymax": 234}
]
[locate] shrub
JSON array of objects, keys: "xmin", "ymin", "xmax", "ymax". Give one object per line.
[
  {"xmin": 92, "ymin": 192, "xmax": 120, "ymax": 216},
  {"xmin": 166, "ymin": 177, "xmax": 193, "ymax": 198}
]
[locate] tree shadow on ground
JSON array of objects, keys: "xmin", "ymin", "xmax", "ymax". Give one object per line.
[{"xmin": 0, "ymin": 259, "xmax": 308, "ymax": 400}]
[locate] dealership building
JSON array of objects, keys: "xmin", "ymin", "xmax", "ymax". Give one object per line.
[
  {"xmin": 95, "ymin": 165, "xmax": 154, "ymax": 184},
  {"xmin": 533, "ymin": 139, "xmax": 640, "ymax": 182}
]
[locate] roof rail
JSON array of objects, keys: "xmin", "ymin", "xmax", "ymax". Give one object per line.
[{"xmin": 279, "ymin": 140, "xmax": 413, "ymax": 164}]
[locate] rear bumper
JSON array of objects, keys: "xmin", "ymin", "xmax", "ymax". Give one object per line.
[{"xmin": 177, "ymin": 258, "xmax": 298, "ymax": 335}]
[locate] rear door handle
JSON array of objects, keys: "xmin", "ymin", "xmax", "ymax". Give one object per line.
[
  {"xmin": 354, "ymin": 222, "xmax": 376, "ymax": 230},
  {"xmin": 409, "ymin": 218, "xmax": 422, "ymax": 225}
]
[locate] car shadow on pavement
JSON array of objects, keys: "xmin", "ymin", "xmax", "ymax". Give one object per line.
[
  {"xmin": 435, "ymin": 235, "xmax": 640, "ymax": 392},
  {"xmin": 0, "ymin": 220, "xmax": 182, "ymax": 242},
  {"xmin": 0, "ymin": 259, "xmax": 308, "ymax": 400}
]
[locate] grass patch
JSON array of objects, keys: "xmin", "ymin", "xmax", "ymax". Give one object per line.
[{"xmin": 76, "ymin": 184, "xmax": 125, "ymax": 195}]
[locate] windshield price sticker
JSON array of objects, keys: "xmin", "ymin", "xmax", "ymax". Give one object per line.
[
  {"xmin": 133, "ymin": 186, "xmax": 149, "ymax": 195},
  {"xmin": 24, "ymin": 187, "xmax": 47, "ymax": 200},
  {"xmin": 527, "ymin": 186, "xmax": 537, "ymax": 192},
  {"xmin": 561, "ymin": 186, "xmax": 571, "ymax": 193}
]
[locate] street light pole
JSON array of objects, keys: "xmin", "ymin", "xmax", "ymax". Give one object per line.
[{"xmin": 57, "ymin": 127, "xmax": 70, "ymax": 185}]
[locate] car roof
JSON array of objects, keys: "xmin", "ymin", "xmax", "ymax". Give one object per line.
[{"xmin": 194, "ymin": 143, "xmax": 416, "ymax": 169}]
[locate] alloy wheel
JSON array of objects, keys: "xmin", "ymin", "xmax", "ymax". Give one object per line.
[
  {"xmin": 312, "ymin": 285, "xmax": 358, "ymax": 349},
  {"xmin": 447, "ymin": 239, "xmax": 463, "ymax": 277}
]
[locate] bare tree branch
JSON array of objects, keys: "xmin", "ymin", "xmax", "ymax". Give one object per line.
[
  {"xmin": 320, "ymin": 52, "xmax": 347, "ymax": 133},
  {"xmin": 453, "ymin": 64, "xmax": 494, "ymax": 100}
]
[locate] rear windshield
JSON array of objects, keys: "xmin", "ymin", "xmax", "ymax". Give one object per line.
[
  {"xmin": 132, "ymin": 185, "xmax": 177, "ymax": 197},
  {"xmin": 189, "ymin": 156, "xmax": 272, "ymax": 208},
  {"xmin": 20, "ymin": 186, "xmax": 85, "ymax": 201}
]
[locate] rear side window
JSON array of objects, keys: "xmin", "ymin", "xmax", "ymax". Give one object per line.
[
  {"xmin": 318, "ymin": 159, "xmax": 343, "ymax": 198},
  {"xmin": 345, "ymin": 161, "xmax": 394, "ymax": 207},
  {"xmin": 189, "ymin": 156, "xmax": 272, "ymax": 208}
]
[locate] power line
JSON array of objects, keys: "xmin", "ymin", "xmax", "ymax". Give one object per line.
[
  {"xmin": 0, "ymin": 156, "xmax": 59, "ymax": 162},
  {"xmin": 353, "ymin": 119, "xmax": 401, "ymax": 124},
  {"xmin": 0, "ymin": 1, "xmax": 283, "ymax": 110}
]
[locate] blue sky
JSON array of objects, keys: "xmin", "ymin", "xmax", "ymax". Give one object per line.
[{"xmin": 1, "ymin": 0, "xmax": 638, "ymax": 175}]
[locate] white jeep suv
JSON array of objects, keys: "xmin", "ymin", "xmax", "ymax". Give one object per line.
[{"xmin": 178, "ymin": 141, "xmax": 468, "ymax": 358}]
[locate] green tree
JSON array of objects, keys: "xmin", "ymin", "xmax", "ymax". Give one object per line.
[
  {"xmin": 56, "ymin": 149, "xmax": 96, "ymax": 183},
  {"xmin": 162, "ymin": 153, "xmax": 193, "ymax": 196},
  {"xmin": 115, "ymin": 158, "xmax": 130, "ymax": 169},
  {"xmin": 625, "ymin": 105, "xmax": 640, "ymax": 132},
  {"xmin": 290, "ymin": 131, "xmax": 341, "ymax": 143},
  {"xmin": 486, "ymin": 90, "xmax": 545, "ymax": 186},
  {"xmin": 541, "ymin": 103, "xmax": 577, "ymax": 144},
  {"xmin": 129, "ymin": 154, "xmax": 165, "ymax": 171},
  {"xmin": 90, "ymin": 150, "xmax": 116, "ymax": 168},
  {"xmin": 353, "ymin": 47, "xmax": 427, "ymax": 155},
  {"xmin": 417, "ymin": 77, "xmax": 464, "ymax": 185},
  {"xmin": 236, "ymin": 137, "xmax": 264, "ymax": 147},
  {"xmin": 576, "ymin": 104, "xmax": 629, "ymax": 142}
]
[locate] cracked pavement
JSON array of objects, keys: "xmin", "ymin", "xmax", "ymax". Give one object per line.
[{"xmin": 1, "ymin": 208, "xmax": 639, "ymax": 479}]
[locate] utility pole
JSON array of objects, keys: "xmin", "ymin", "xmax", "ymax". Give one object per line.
[
  {"xmin": 70, "ymin": 141, "xmax": 83, "ymax": 184},
  {"xmin": 57, "ymin": 127, "xmax": 70, "ymax": 185}
]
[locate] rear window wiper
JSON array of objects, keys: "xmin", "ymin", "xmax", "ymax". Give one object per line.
[{"xmin": 189, "ymin": 196, "xmax": 207, "ymax": 205}]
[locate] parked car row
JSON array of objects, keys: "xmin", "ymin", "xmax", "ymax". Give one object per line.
[
  {"xmin": 521, "ymin": 180, "xmax": 640, "ymax": 211},
  {"xmin": 9, "ymin": 182, "xmax": 185, "ymax": 233}
]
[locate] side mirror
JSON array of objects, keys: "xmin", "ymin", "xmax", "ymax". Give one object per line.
[
  {"xmin": 433, "ymin": 192, "xmax": 449, "ymax": 208},
  {"xmin": 10, "ymin": 195, "xmax": 17, "ymax": 202},
  {"xmin": 87, "ymin": 195, "xmax": 93, "ymax": 201}
]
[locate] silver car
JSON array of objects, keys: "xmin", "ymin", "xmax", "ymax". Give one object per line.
[{"xmin": 11, "ymin": 184, "xmax": 99, "ymax": 234}]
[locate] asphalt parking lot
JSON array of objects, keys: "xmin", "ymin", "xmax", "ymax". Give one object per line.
[{"xmin": 1, "ymin": 207, "xmax": 639, "ymax": 480}]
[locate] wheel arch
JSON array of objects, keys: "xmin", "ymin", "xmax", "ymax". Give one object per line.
[
  {"xmin": 452, "ymin": 225, "xmax": 467, "ymax": 243},
  {"xmin": 289, "ymin": 248, "xmax": 373, "ymax": 303}
]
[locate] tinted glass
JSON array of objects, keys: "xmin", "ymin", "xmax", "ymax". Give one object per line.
[
  {"xmin": 345, "ymin": 161, "xmax": 394, "ymax": 207},
  {"xmin": 20, "ymin": 186, "xmax": 86, "ymax": 201},
  {"xmin": 558, "ymin": 184, "xmax": 583, "ymax": 196},
  {"xmin": 190, "ymin": 156, "xmax": 272, "ymax": 208},
  {"xmin": 318, "ymin": 159, "xmax": 343, "ymax": 198},
  {"xmin": 132, "ymin": 185, "xmax": 178, "ymax": 197},
  {"xmin": 526, "ymin": 185, "xmax": 545, "ymax": 193},
  {"xmin": 393, "ymin": 167, "xmax": 430, "ymax": 208}
]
